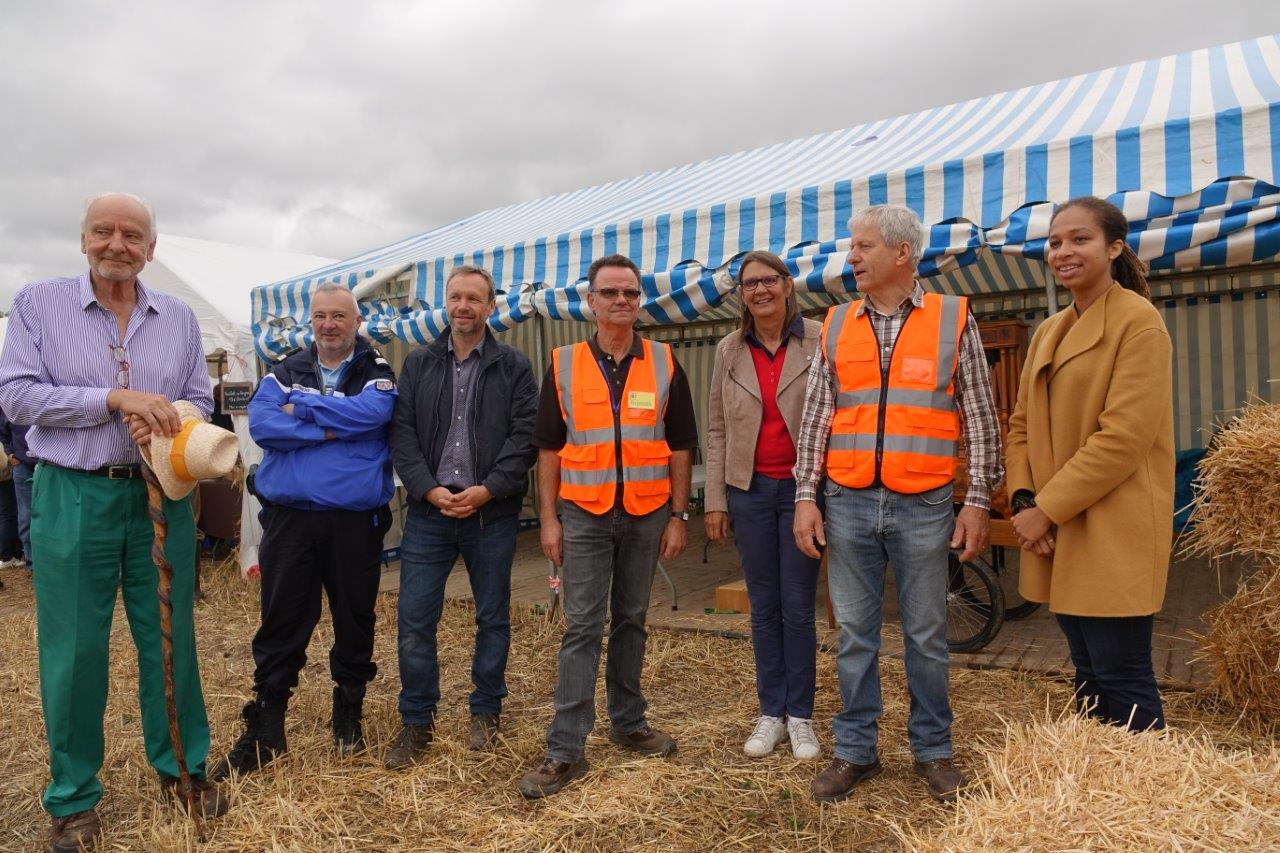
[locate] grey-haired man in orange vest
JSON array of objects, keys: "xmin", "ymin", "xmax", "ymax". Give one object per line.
[
  {"xmin": 792, "ymin": 205, "xmax": 1003, "ymax": 804},
  {"xmin": 517, "ymin": 254, "xmax": 698, "ymax": 799}
]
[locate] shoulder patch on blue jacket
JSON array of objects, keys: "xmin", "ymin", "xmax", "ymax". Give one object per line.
[{"xmin": 375, "ymin": 378, "xmax": 394, "ymax": 391}]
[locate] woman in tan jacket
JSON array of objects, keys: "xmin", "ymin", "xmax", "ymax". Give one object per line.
[
  {"xmin": 705, "ymin": 250, "xmax": 824, "ymax": 759},
  {"xmin": 1006, "ymin": 196, "xmax": 1174, "ymax": 731}
]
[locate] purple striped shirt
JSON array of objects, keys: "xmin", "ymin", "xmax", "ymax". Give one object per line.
[{"xmin": 0, "ymin": 273, "xmax": 214, "ymax": 470}]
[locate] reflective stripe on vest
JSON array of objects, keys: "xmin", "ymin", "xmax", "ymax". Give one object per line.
[
  {"xmin": 822, "ymin": 291, "xmax": 967, "ymax": 494},
  {"xmin": 553, "ymin": 338, "xmax": 674, "ymax": 515}
]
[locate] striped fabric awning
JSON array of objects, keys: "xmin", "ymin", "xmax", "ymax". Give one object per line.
[{"xmin": 253, "ymin": 34, "xmax": 1280, "ymax": 358}]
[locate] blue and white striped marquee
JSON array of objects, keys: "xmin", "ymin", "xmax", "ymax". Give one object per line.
[{"xmin": 252, "ymin": 34, "xmax": 1280, "ymax": 359}]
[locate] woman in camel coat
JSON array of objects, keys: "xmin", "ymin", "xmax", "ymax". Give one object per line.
[
  {"xmin": 1005, "ymin": 196, "xmax": 1174, "ymax": 731},
  {"xmin": 705, "ymin": 250, "xmax": 824, "ymax": 760}
]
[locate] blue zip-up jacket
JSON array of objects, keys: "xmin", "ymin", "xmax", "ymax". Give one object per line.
[{"xmin": 248, "ymin": 337, "xmax": 396, "ymax": 512}]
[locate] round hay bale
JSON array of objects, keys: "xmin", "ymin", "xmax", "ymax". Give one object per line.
[
  {"xmin": 1197, "ymin": 562, "xmax": 1280, "ymax": 724},
  {"xmin": 1183, "ymin": 402, "xmax": 1280, "ymax": 563}
]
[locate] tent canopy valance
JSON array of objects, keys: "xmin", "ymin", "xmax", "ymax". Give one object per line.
[{"xmin": 252, "ymin": 34, "xmax": 1280, "ymax": 358}]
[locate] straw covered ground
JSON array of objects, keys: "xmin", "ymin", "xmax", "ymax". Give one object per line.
[{"xmin": 1, "ymin": 561, "xmax": 1277, "ymax": 851}]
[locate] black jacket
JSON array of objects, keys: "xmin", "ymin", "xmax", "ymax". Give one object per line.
[{"xmin": 390, "ymin": 327, "xmax": 539, "ymax": 522}]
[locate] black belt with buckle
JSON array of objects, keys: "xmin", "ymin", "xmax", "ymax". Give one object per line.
[{"xmin": 85, "ymin": 464, "xmax": 142, "ymax": 480}]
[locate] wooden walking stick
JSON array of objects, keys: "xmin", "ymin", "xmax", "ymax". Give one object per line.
[{"xmin": 141, "ymin": 460, "xmax": 204, "ymax": 836}]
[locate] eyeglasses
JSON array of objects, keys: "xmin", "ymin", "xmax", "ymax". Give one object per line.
[
  {"xmin": 592, "ymin": 288, "xmax": 642, "ymax": 302},
  {"xmin": 110, "ymin": 345, "xmax": 130, "ymax": 388},
  {"xmin": 739, "ymin": 274, "xmax": 785, "ymax": 292}
]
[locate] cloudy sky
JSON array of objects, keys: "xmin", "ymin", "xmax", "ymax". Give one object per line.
[{"xmin": 3, "ymin": 0, "xmax": 1279, "ymax": 308}]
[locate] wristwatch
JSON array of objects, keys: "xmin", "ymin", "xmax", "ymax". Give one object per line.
[
  {"xmin": 670, "ymin": 509, "xmax": 690, "ymax": 522},
  {"xmin": 1010, "ymin": 490, "xmax": 1037, "ymax": 513}
]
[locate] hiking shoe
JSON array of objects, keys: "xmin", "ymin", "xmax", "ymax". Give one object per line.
[
  {"xmin": 50, "ymin": 809, "xmax": 101, "ymax": 852},
  {"xmin": 516, "ymin": 758, "xmax": 589, "ymax": 799},
  {"xmin": 209, "ymin": 697, "xmax": 287, "ymax": 781},
  {"xmin": 743, "ymin": 715, "xmax": 787, "ymax": 758},
  {"xmin": 159, "ymin": 775, "xmax": 231, "ymax": 820},
  {"xmin": 787, "ymin": 717, "xmax": 821, "ymax": 761},
  {"xmin": 914, "ymin": 757, "xmax": 967, "ymax": 802},
  {"xmin": 385, "ymin": 722, "xmax": 435, "ymax": 769},
  {"xmin": 468, "ymin": 713, "xmax": 499, "ymax": 751},
  {"xmin": 332, "ymin": 686, "xmax": 365, "ymax": 757},
  {"xmin": 608, "ymin": 725, "xmax": 676, "ymax": 757},
  {"xmin": 811, "ymin": 758, "xmax": 882, "ymax": 802}
]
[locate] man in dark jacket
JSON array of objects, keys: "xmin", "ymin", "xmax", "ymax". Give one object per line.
[
  {"xmin": 386, "ymin": 265, "xmax": 538, "ymax": 765},
  {"xmin": 212, "ymin": 283, "xmax": 396, "ymax": 780}
]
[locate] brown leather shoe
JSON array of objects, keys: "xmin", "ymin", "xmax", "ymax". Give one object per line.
[
  {"xmin": 517, "ymin": 758, "xmax": 590, "ymax": 799},
  {"xmin": 468, "ymin": 714, "xmax": 499, "ymax": 751},
  {"xmin": 914, "ymin": 757, "xmax": 966, "ymax": 802},
  {"xmin": 50, "ymin": 808, "xmax": 102, "ymax": 852},
  {"xmin": 608, "ymin": 725, "xmax": 676, "ymax": 757},
  {"xmin": 811, "ymin": 758, "xmax": 882, "ymax": 802},
  {"xmin": 385, "ymin": 722, "xmax": 435, "ymax": 770},
  {"xmin": 160, "ymin": 775, "xmax": 231, "ymax": 819}
]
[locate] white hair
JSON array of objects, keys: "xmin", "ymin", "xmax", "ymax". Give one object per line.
[
  {"xmin": 81, "ymin": 192, "xmax": 156, "ymax": 239},
  {"xmin": 311, "ymin": 282, "xmax": 359, "ymax": 312},
  {"xmin": 849, "ymin": 204, "xmax": 926, "ymax": 267}
]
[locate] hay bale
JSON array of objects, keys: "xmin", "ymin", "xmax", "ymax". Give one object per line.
[
  {"xmin": 897, "ymin": 713, "xmax": 1280, "ymax": 851},
  {"xmin": 1197, "ymin": 563, "xmax": 1280, "ymax": 724},
  {"xmin": 1183, "ymin": 401, "xmax": 1280, "ymax": 563}
]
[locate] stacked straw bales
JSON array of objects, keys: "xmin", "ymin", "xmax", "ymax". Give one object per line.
[{"xmin": 1184, "ymin": 401, "xmax": 1280, "ymax": 723}]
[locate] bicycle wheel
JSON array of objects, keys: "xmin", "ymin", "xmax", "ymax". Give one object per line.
[{"xmin": 946, "ymin": 553, "xmax": 1005, "ymax": 652}]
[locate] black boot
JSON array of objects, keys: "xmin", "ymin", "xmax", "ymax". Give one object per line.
[
  {"xmin": 210, "ymin": 697, "xmax": 287, "ymax": 781},
  {"xmin": 332, "ymin": 686, "xmax": 365, "ymax": 757}
]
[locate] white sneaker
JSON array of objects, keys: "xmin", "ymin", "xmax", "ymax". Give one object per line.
[
  {"xmin": 0, "ymin": 557, "xmax": 23, "ymax": 569},
  {"xmin": 787, "ymin": 717, "xmax": 821, "ymax": 760},
  {"xmin": 743, "ymin": 716, "xmax": 787, "ymax": 758}
]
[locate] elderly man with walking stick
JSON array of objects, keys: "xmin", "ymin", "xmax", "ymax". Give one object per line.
[{"xmin": 0, "ymin": 192, "xmax": 231, "ymax": 852}]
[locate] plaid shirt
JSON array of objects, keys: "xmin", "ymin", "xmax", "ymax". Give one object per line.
[{"xmin": 793, "ymin": 282, "xmax": 1003, "ymax": 509}]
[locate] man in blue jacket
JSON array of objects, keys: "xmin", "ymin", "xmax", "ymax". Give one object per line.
[
  {"xmin": 212, "ymin": 283, "xmax": 396, "ymax": 780},
  {"xmin": 386, "ymin": 265, "xmax": 538, "ymax": 765}
]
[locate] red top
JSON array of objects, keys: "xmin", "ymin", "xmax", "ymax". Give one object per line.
[{"xmin": 748, "ymin": 341, "xmax": 797, "ymax": 478}]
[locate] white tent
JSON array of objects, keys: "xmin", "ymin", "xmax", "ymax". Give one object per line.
[
  {"xmin": 146, "ymin": 235, "xmax": 336, "ymax": 575},
  {"xmin": 150, "ymin": 234, "xmax": 335, "ymax": 379}
]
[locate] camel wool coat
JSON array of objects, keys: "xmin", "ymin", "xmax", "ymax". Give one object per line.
[
  {"xmin": 704, "ymin": 318, "xmax": 822, "ymax": 513},
  {"xmin": 1005, "ymin": 284, "xmax": 1175, "ymax": 617}
]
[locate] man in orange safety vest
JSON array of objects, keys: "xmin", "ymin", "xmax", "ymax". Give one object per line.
[
  {"xmin": 517, "ymin": 254, "xmax": 698, "ymax": 799},
  {"xmin": 792, "ymin": 205, "xmax": 1003, "ymax": 805}
]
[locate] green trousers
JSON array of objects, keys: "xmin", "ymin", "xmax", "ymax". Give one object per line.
[{"xmin": 31, "ymin": 463, "xmax": 209, "ymax": 816}]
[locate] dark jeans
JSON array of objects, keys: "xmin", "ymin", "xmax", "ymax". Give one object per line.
[
  {"xmin": 545, "ymin": 500, "xmax": 668, "ymax": 763},
  {"xmin": 1055, "ymin": 613, "xmax": 1165, "ymax": 731},
  {"xmin": 397, "ymin": 504, "xmax": 518, "ymax": 723},
  {"xmin": 0, "ymin": 477, "xmax": 20, "ymax": 560},
  {"xmin": 252, "ymin": 504, "xmax": 389, "ymax": 703},
  {"xmin": 14, "ymin": 462, "xmax": 34, "ymax": 567},
  {"xmin": 726, "ymin": 473, "xmax": 820, "ymax": 719}
]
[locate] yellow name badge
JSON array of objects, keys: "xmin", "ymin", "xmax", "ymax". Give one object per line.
[{"xmin": 627, "ymin": 391, "xmax": 657, "ymax": 411}]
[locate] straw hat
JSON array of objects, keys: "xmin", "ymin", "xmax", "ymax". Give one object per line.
[{"xmin": 142, "ymin": 400, "xmax": 240, "ymax": 500}]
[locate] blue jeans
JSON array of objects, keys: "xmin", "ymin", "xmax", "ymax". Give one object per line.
[
  {"xmin": 396, "ymin": 504, "xmax": 518, "ymax": 723},
  {"xmin": 14, "ymin": 462, "xmax": 34, "ymax": 568},
  {"xmin": 823, "ymin": 480, "xmax": 954, "ymax": 765},
  {"xmin": 727, "ymin": 474, "xmax": 820, "ymax": 719},
  {"xmin": 545, "ymin": 500, "xmax": 668, "ymax": 763},
  {"xmin": 1056, "ymin": 613, "xmax": 1164, "ymax": 731}
]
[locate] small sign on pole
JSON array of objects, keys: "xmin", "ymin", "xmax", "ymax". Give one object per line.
[{"xmin": 220, "ymin": 381, "xmax": 255, "ymax": 414}]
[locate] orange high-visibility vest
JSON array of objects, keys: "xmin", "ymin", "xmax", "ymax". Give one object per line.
[
  {"xmin": 552, "ymin": 337, "xmax": 674, "ymax": 515},
  {"xmin": 822, "ymin": 291, "xmax": 968, "ymax": 494}
]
